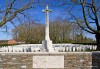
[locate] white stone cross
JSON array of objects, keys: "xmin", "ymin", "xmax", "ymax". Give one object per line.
[
  {"xmin": 42, "ymin": 5, "xmax": 54, "ymax": 52},
  {"xmin": 42, "ymin": 5, "xmax": 52, "ymax": 41}
]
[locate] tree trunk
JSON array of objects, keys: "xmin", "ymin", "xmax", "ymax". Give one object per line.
[{"xmin": 96, "ymin": 33, "xmax": 100, "ymax": 51}]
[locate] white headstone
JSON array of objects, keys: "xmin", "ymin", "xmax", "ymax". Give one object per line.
[
  {"xmin": 69, "ymin": 47, "xmax": 72, "ymax": 51},
  {"xmin": 72, "ymin": 47, "xmax": 75, "ymax": 51},
  {"xmin": 65, "ymin": 47, "xmax": 69, "ymax": 51}
]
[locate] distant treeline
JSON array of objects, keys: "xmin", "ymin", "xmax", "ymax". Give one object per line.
[
  {"xmin": 0, "ymin": 44, "xmax": 18, "ymax": 47},
  {"xmin": 12, "ymin": 19, "xmax": 95, "ymax": 44},
  {"xmin": 72, "ymin": 43, "xmax": 96, "ymax": 45}
]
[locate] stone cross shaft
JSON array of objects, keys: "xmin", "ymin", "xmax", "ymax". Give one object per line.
[{"xmin": 42, "ymin": 5, "xmax": 52, "ymax": 41}]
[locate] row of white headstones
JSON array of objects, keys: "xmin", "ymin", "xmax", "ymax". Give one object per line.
[{"xmin": 0, "ymin": 44, "xmax": 97, "ymax": 52}]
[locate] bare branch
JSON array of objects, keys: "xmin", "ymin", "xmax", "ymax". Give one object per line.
[
  {"xmin": 0, "ymin": 0, "xmax": 40, "ymax": 27},
  {"xmin": 87, "ymin": 7, "xmax": 95, "ymax": 20},
  {"xmin": 81, "ymin": 2, "xmax": 97, "ymax": 33},
  {"xmin": 10, "ymin": 21, "xmax": 17, "ymax": 28},
  {"xmin": 69, "ymin": 10, "xmax": 95, "ymax": 34}
]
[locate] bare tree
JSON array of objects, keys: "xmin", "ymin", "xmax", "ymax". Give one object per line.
[
  {"xmin": 54, "ymin": 0, "xmax": 99, "ymax": 50},
  {"xmin": 0, "ymin": 0, "xmax": 39, "ymax": 27},
  {"xmin": 50, "ymin": 18, "xmax": 72, "ymax": 43},
  {"xmin": 12, "ymin": 21, "xmax": 44, "ymax": 43},
  {"xmin": 70, "ymin": 0, "xmax": 100, "ymax": 50}
]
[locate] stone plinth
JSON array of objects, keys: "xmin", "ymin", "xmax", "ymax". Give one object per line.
[{"xmin": 42, "ymin": 40, "xmax": 54, "ymax": 52}]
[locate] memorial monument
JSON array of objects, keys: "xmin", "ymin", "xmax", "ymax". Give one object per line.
[
  {"xmin": 42, "ymin": 5, "xmax": 54, "ymax": 52},
  {"xmin": 0, "ymin": 5, "xmax": 99, "ymax": 69}
]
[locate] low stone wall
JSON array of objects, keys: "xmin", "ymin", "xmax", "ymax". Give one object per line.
[{"xmin": 0, "ymin": 52, "xmax": 100, "ymax": 69}]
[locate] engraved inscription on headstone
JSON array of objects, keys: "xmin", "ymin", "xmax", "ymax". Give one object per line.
[{"xmin": 33, "ymin": 56, "xmax": 64, "ymax": 68}]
